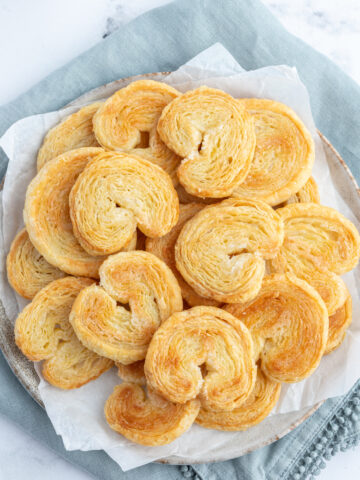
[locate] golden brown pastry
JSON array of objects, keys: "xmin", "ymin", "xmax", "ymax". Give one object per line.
[
  {"xmin": 175, "ymin": 198, "xmax": 284, "ymax": 303},
  {"xmin": 14, "ymin": 277, "xmax": 113, "ymax": 389},
  {"xmin": 116, "ymin": 361, "xmax": 145, "ymax": 385},
  {"xmin": 69, "ymin": 151, "xmax": 179, "ymax": 256},
  {"xmin": 105, "ymin": 383, "xmax": 200, "ymax": 446},
  {"xmin": 145, "ymin": 306, "xmax": 256, "ymax": 412},
  {"xmin": 70, "ymin": 251, "xmax": 183, "ymax": 364},
  {"xmin": 282, "ymin": 176, "xmax": 320, "ymax": 205},
  {"xmin": 225, "ymin": 273, "xmax": 328, "ymax": 383},
  {"xmin": 24, "ymin": 148, "xmax": 107, "ymax": 278},
  {"xmin": 270, "ymin": 203, "xmax": 360, "ymax": 314},
  {"xmin": 326, "ymin": 293, "xmax": 352, "ymax": 354},
  {"xmin": 92, "ymin": 80, "xmax": 180, "ymax": 183},
  {"xmin": 196, "ymin": 369, "xmax": 281, "ymax": 431},
  {"xmin": 157, "ymin": 86, "xmax": 256, "ymax": 198},
  {"xmin": 146, "ymin": 203, "xmax": 219, "ymax": 307},
  {"xmin": 7, "ymin": 229, "xmax": 65, "ymax": 299},
  {"xmin": 232, "ymin": 99, "xmax": 314, "ymax": 205},
  {"xmin": 37, "ymin": 103, "xmax": 102, "ymax": 170}
]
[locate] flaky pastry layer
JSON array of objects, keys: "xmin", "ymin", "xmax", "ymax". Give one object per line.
[
  {"xmin": 37, "ymin": 102, "xmax": 102, "ymax": 170},
  {"xmin": 7, "ymin": 229, "xmax": 65, "ymax": 299},
  {"xmin": 70, "ymin": 251, "xmax": 183, "ymax": 364},
  {"xmin": 232, "ymin": 98, "xmax": 314, "ymax": 205},
  {"xmin": 158, "ymin": 86, "xmax": 256, "ymax": 198},
  {"xmin": 226, "ymin": 273, "xmax": 328, "ymax": 383},
  {"xmin": 145, "ymin": 306, "xmax": 256, "ymax": 412},
  {"xmin": 93, "ymin": 80, "xmax": 180, "ymax": 183},
  {"xmin": 196, "ymin": 369, "xmax": 281, "ymax": 431},
  {"xmin": 69, "ymin": 151, "xmax": 179, "ymax": 256},
  {"xmin": 175, "ymin": 198, "xmax": 284, "ymax": 303},
  {"xmin": 105, "ymin": 383, "xmax": 200, "ymax": 446},
  {"xmin": 15, "ymin": 277, "xmax": 113, "ymax": 389}
]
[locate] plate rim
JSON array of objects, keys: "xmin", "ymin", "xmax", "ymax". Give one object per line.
[{"xmin": 0, "ymin": 72, "xmax": 359, "ymax": 466}]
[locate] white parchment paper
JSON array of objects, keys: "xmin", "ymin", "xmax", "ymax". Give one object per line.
[{"xmin": 0, "ymin": 44, "xmax": 360, "ymax": 470}]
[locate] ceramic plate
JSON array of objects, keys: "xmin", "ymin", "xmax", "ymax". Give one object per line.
[{"xmin": 1, "ymin": 73, "xmax": 359, "ymax": 465}]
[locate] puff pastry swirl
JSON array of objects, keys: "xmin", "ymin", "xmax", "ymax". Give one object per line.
[
  {"xmin": 196, "ymin": 369, "xmax": 281, "ymax": 431},
  {"xmin": 105, "ymin": 383, "xmax": 200, "ymax": 446},
  {"xmin": 24, "ymin": 147, "xmax": 110, "ymax": 278},
  {"xmin": 145, "ymin": 306, "xmax": 256, "ymax": 412},
  {"xmin": 270, "ymin": 203, "xmax": 360, "ymax": 314},
  {"xmin": 93, "ymin": 80, "xmax": 180, "ymax": 183},
  {"xmin": 157, "ymin": 86, "xmax": 256, "ymax": 198},
  {"xmin": 37, "ymin": 103, "xmax": 102, "ymax": 170},
  {"xmin": 69, "ymin": 151, "xmax": 179, "ymax": 256},
  {"xmin": 7, "ymin": 229, "xmax": 65, "ymax": 299},
  {"xmin": 70, "ymin": 251, "xmax": 183, "ymax": 364},
  {"xmin": 14, "ymin": 277, "xmax": 113, "ymax": 389},
  {"xmin": 232, "ymin": 99, "xmax": 314, "ymax": 205},
  {"xmin": 146, "ymin": 203, "xmax": 219, "ymax": 307},
  {"xmin": 175, "ymin": 198, "xmax": 284, "ymax": 303},
  {"xmin": 225, "ymin": 273, "xmax": 328, "ymax": 383}
]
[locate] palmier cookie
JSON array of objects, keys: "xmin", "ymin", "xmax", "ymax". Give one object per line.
[
  {"xmin": 69, "ymin": 151, "xmax": 179, "ymax": 256},
  {"xmin": 116, "ymin": 361, "xmax": 145, "ymax": 385},
  {"xmin": 70, "ymin": 251, "xmax": 183, "ymax": 364},
  {"xmin": 7, "ymin": 229, "xmax": 65, "ymax": 299},
  {"xmin": 93, "ymin": 80, "xmax": 180, "ymax": 183},
  {"xmin": 105, "ymin": 383, "xmax": 200, "ymax": 446},
  {"xmin": 232, "ymin": 99, "xmax": 314, "ymax": 205},
  {"xmin": 25, "ymin": 148, "xmax": 109, "ymax": 278},
  {"xmin": 225, "ymin": 273, "xmax": 328, "ymax": 383},
  {"xmin": 37, "ymin": 102, "xmax": 102, "ymax": 170},
  {"xmin": 146, "ymin": 203, "xmax": 219, "ymax": 307},
  {"xmin": 145, "ymin": 306, "xmax": 256, "ymax": 412},
  {"xmin": 282, "ymin": 176, "xmax": 320, "ymax": 206},
  {"xmin": 175, "ymin": 198, "xmax": 284, "ymax": 303},
  {"xmin": 326, "ymin": 292, "xmax": 352, "ymax": 354},
  {"xmin": 270, "ymin": 203, "xmax": 360, "ymax": 314},
  {"xmin": 157, "ymin": 86, "xmax": 256, "ymax": 198},
  {"xmin": 14, "ymin": 277, "xmax": 113, "ymax": 389},
  {"xmin": 196, "ymin": 369, "xmax": 281, "ymax": 431}
]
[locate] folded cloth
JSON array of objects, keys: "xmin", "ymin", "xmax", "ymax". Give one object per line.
[{"xmin": 1, "ymin": 0, "xmax": 360, "ymax": 478}]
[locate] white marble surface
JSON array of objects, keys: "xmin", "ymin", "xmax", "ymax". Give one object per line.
[{"xmin": 0, "ymin": 0, "xmax": 360, "ymax": 479}]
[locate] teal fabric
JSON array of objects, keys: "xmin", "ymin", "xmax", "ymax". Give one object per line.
[{"xmin": 1, "ymin": 0, "xmax": 360, "ymax": 478}]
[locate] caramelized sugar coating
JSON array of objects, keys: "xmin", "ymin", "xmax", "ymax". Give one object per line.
[
  {"xmin": 232, "ymin": 99, "xmax": 314, "ymax": 205},
  {"xmin": 105, "ymin": 383, "xmax": 200, "ymax": 446},
  {"xmin": 226, "ymin": 274, "xmax": 328, "ymax": 383},
  {"xmin": 15, "ymin": 277, "xmax": 113, "ymax": 389},
  {"xmin": 24, "ymin": 148, "xmax": 107, "ymax": 278},
  {"xmin": 175, "ymin": 198, "xmax": 284, "ymax": 303},
  {"xmin": 37, "ymin": 102, "xmax": 102, "ymax": 170},
  {"xmin": 70, "ymin": 251, "xmax": 183, "ymax": 364},
  {"xmin": 196, "ymin": 369, "xmax": 281, "ymax": 431},
  {"xmin": 93, "ymin": 80, "xmax": 181, "ymax": 183},
  {"xmin": 69, "ymin": 151, "xmax": 179, "ymax": 256},
  {"xmin": 270, "ymin": 203, "xmax": 360, "ymax": 315},
  {"xmin": 145, "ymin": 306, "xmax": 256, "ymax": 412},
  {"xmin": 158, "ymin": 86, "xmax": 256, "ymax": 198},
  {"xmin": 7, "ymin": 229, "xmax": 65, "ymax": 299}
]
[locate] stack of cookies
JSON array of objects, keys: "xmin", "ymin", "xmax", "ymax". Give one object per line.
[{"xmin": 7, "ymin": 80, "xmax": 360, "ymax": 446}]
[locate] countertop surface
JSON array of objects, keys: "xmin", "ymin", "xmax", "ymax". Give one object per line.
[{"xmin": 0, "ymin": 0, "xmax": 359, "ymax": 478}]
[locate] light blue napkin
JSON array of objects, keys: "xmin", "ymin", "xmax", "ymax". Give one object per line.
[{"xmin": 1, "ymin": 1, "xmax": 360, "ymax": 478}]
